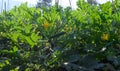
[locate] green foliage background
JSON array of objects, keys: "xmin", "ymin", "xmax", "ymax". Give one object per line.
[{"xmin": 0, "ymin": 0, "xmax": 120, "ymax": 71}]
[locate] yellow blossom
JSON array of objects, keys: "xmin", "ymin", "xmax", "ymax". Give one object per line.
[
  {"xmin": 43, "ymin": 21, "xmax": 50, "ymax": 30},
  {"xmin": 101, "ymin": 33, "xmax": 109, "ymax": 41}
]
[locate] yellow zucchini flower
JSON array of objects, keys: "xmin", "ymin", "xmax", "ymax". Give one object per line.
[
  {"xmin": 101, "ymin": 33, "xmax": 109, "ymax": 41},
  {"xmin": 43, "ymin": 21, "xmax": 50, "ymax": 30}
]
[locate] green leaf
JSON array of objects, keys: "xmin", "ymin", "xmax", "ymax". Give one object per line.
[
  {"xmin": 25, "ymin": 24, "xmax": 32, "ymax": 34},
  {"xmin": 30, "ymin": 33, "xmax": 39, "ymax": 42},
  {"xmin": 10, "ymin": 33, "xmax": 19, "ymax": 42},
  {"xmin": 25, "ymin": 36, "xmax": 35, "ymax": 47},
  {"xmin": 5, "ymin": 60, "xmax": 10, "ymax": 65},
  {"xmin": 13, "ymin": 46, "xmax": 18, "ymax": 52}
]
